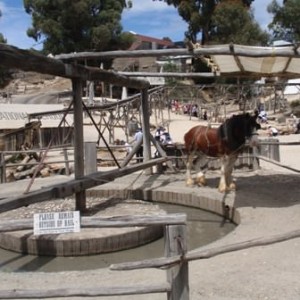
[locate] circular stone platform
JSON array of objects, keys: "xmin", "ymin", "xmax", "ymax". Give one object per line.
[
  {"xmin": 0, "ymin": 172, "xmax": 240, "ymax": 257},
  {"xmin": 0, "ymin": 197, "xmax": 165, "ymax": 256}
]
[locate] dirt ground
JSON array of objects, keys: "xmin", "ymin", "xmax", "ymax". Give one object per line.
[{"xmin": 0, "ymin": 108, "xmax": 300, "ymax": 299}]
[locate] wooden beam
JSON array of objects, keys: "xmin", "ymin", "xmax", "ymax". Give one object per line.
[
  {"xmin": 0, "ymin": 43, "xmax": 66, "ymax": 76},
  {"xmin": 0, "ymin": 157, "xmax": 167, "ymax": 213},
  {"xmin": 55, "ymin": 44, "xmax": 300, "ymax": 60},
  {"xmin": 229, "ymin": 44, "xmax": 245, "ymax": 73},
  {"xmin": 0, "ymin": 284, "xmax": 171, "ymax": 299},
  {"xmin": 0, "ymin": 214, "xmax": 187, "ymax": 232},
  {"xmin": 119, "ymin": 72, "xmax": 216, "ymax": 78},
  {"xmin": 0, "ymin": 43, "xmax": 149, "ymax": 89}
]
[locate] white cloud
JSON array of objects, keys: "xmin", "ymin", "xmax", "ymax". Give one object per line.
[
  {"xmin": 0, "ymin": 1, "xmax": 40, "ymax": 49},
  {"xmin": 122, "ymin": 0, "xmax": 187, "ymax": 41},
  {"xmin": 252, "ymin": 0, "xmax": 284, "ymax": 31},
  {"xmin": 125, "ymin": 0, "xmax": 173, "ymax": 14}
]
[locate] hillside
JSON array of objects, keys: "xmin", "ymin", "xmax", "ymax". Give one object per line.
[{"xmin": 0, "ymin": 72, "xmax": 72, "ymax": 104}]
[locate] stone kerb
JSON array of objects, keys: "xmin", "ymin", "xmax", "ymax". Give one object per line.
[{"xmin": 87, "ymin": 186, "xmax": 240, "ymax": 225}]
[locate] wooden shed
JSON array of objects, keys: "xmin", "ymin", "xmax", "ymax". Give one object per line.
[{"xmin": 0, "ymin": 103, "xmax": 73, "ymax": 150}]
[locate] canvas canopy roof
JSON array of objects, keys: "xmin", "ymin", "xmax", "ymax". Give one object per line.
[
  {"xmin": 284, "ymin": 78, "xmax": 300, "ymax": 95},
  {"xmin": 201, "ymin": 44, "xmax": 300, "ymax": 78}
]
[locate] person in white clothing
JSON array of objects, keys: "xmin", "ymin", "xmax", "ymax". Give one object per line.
[
  {"xmin": 268, "ymin": 126, "xmax": 278, "ymax": 137},
  {"xmin": 133, "ymin": 128, "xmax": 143, "ymax": 162}
]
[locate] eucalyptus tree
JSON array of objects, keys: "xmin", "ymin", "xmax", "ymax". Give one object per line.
[
  {"xmin": 23, "ymin": 0, "xmax": 134, "ymax": 57},
  {"xmin": 0, "ymin": 10, "xmax": 12, "ymax": 88},
  {"xmin": 153, "ymin": 0, "xmax": 255, "ymax": 44},
  {"xmin": 268, "ymin": 0, "xmax": 300, "ymax": 43},
  {"xmin": 210, "ymin": 1, "xmax": 269, "ymax": 45}
]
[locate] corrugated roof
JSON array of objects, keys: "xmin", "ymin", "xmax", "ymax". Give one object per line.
[{"xmin": 0, "ymin": 104, "xmax": 73, "ymax": 129}]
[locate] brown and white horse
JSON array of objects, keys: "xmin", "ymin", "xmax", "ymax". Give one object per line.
[{"xmin": 184, "ymin": 112, "xmax": 260, "ymax": 192}]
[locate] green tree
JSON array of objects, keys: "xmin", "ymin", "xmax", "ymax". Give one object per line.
[
  {"xmin": 24, "ymin": 0, "xmax": 134, "ymax": 56},
  {"xmin": 267, "ymin": 0, "xmax": 300, "ymax": 43},
  {"xmin": 210, "ymin": 1, "xmax": 269, "ymax": 45},
  {"xmin": 153, "ymin": 0, "xmax": 255, "ymax": 44},
  {"xmin": 0, "ymin": 10, "xmax": 12, "ymax": 88}
]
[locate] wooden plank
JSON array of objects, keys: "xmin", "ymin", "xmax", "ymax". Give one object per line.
[
  {"xmin": 257, "ymin": 155, "xmax": 300, "ymax": 173},
  {"xmin": 0, "ymin": 284, "xmax": 171, "ymax": 298},
  {"xmin": 0, "ymin": 157, "xmax": 167, "ymax": 213},
  {"xmin": 0, "ymin": 214, "xmax": 187, "ymax": 232},
  {"xmin": 111, "ymin": 228, "xmax": 300, "ymax": 271}
]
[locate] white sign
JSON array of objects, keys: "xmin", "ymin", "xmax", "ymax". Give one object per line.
[{"xmin": 33, "ymin": 211, "xmax": 80, "ymax": 235}]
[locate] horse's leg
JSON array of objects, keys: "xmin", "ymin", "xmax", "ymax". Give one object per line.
[
  {"xmin": 218, "ymin": 156, "xmax": 228, "ymax": 193},
  {"xmin": 219, "ymin": 154, "xmax": 238, "ymax": 192},
  {"xmin": 186, "ymin": 152, "xmax": 195, "ymax": 186},
  {"xmin": 194, "ymin": 154, "xmax": 207, "ymax": 186},
  {"xmin": 226, "ymin": 154, "xmax": 238, "ymax": 190}
]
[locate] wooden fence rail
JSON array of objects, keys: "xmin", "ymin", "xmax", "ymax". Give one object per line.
[{"xmin": 110, "ymin": 228, "xmax": 300, "ymax": 271}]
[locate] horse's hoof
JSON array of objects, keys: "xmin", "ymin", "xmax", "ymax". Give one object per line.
[
  {"xmin": 196, "ymin": 176, "xmax": 206, "ymax": 186},
  {"xmin": 218, "ymin": 184, "xmax": 227, "ymax": 193},
  {"xmin": 186, "ymin": 178, "xmax": 194, "ymax": 187},
  {"xmin": 195, "ymin": 172, "xmax": 206, "ymax": 186},
  {"xmin": 218, "ymin": 187, "xmax": 227, "ymax": 193},
  {"xmin": 229, "ymin": 182, "xmax": 236, "ymax": 190}
]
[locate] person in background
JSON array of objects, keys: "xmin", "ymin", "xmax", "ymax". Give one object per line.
[
  {"xmin": 160, "ymin": 131, "xmax": 173, "ymax": 145},
  {"xmin": 155, "ymin": 126, "xmax": 165, "ymax": 142},
  {"xmin": 133, "ymin": 128, "xmax": 143, "ymax": 163},
  {"xmin": 258, "ymin": 110, "xmax": 268, "ymax": 123},
  {"xmin": 268, "ymin": 125, "xmax": 278, "ymax": 137}
]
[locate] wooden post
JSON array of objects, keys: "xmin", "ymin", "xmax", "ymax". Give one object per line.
[
  {"xmin": 0, "ymin": 152, "xmax": 6, "ymax": 183},
  {"xmin": 252, "ymin": 145, "xmax": 259, "ymax": 170},
  {"xmin": 165, "ymin": 225, "xmax": 189, "ymax": 300},
  {"xmin": 72, "ymin": 78, "xmax": 86, "ymax": 212},
  {"xmin": 63, "ymin": 148, "xmax": 70, "ymax": 176},
  {"xmin": 141, "ymin": 88, "xmax": 152, "ymax": 175},
  {"xmin": 84, "ymin": 142, "xmax": 97, "ymax": 174},
  {"xmin": 260, "ymin": 138, "xmax": 280, "ymax": 162}
]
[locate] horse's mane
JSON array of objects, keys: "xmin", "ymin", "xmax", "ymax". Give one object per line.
[{"xmin": 218, "ymin": 113, "xmax": 251, "ymax": 151}]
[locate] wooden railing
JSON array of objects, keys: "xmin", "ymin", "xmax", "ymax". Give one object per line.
[{"xmin": 1, "ymin": 139, "xmax": 300, "ymax": 184}]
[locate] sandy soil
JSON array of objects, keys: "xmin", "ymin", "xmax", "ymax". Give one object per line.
[{"xmin": 0, "ymin": 108, "xmax": 300, "ymax": 299}]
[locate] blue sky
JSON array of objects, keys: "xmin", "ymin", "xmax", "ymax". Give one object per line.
[{"xmin": 0, "ymin": 0, "xmax": 283, "ymax": 50}]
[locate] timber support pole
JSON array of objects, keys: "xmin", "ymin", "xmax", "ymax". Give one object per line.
[
  {"xmin": 165, "ymin": 224, "xmax": 189, "ymax": 300},
  {"xmin": 141, "ymin": 88, "xmax": 152, "ymax": 175},
  {"xmin": 72, "ymin": 78, "xmax": 86, "ymax": 212}
]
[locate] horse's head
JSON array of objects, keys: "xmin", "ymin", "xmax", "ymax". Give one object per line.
[
  {"xmin": 219, "ymin": 112, "xmax": 260, "ymax": 151},
  {"xmin": 244, "ymin": 111, "xmax": 261, "ymax": 147}
]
